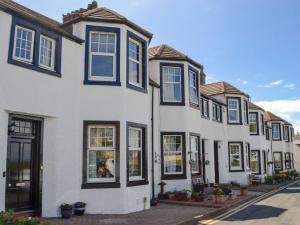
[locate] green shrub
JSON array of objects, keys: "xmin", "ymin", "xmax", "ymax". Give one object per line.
[
  {"xmin": 265, "ymin": 176, "xmax": 273, "ymax": 184},
  {"xmin": 0, "ymin": 210, "xmax": 55, "ymax": 225},
  {"xmin": 213, "ymin": 188, "xmax": 225, "ymax": 196}
]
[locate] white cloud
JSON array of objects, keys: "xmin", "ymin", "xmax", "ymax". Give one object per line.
[
  {"xmin": 255, "ymin": 99, "xmax": 300, "ymax": 132},
  {"xmin": 236, "ymin": 78, "xmax": 248, "ymax": 85},
  {"xmin": 283, "ymin": 83, "xmax": 296, "ymax": 90},
  {"xmin": 258, "ymin": 80, "xmax": 283, "ymax": 88}
]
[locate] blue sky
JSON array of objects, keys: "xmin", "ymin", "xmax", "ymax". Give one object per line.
[{"xmin": 17, "ymin": 0, "xmax": 300, "ymax": 130}]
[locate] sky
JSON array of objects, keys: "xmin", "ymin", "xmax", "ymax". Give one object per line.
[{"xmin": 16, "ymin": 0, "xmax": 300, "ymax": 131}]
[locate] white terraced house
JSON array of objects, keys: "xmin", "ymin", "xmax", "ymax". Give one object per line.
[{"xmin": 0, "ymin": 0, "xmax": 295, "ymax": 217}]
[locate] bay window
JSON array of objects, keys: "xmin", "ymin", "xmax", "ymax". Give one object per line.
[
  {"xmin": 249, "ymin": 112, "xmax": 259, "ymax": 135},
  {"xmin": 127, "ymin": 122, "xmax": 148, "ymax": 186},
  {"xmin": 227, "ymin": 98, "xmax": 241, "ymax": 124},
  {"xmin": 273, "ymin": 152, "xmax": 283, "ymax": 171},
  {"xmin": 82, "ymin": 121, "xmax": 120, "ymax": 189},
  {"xmin": 228, "ymin": 142, "xmax": 244, "ymax": 171},
  {"xmin": 190, "ymin": 135, "xmax": 201, "ymax": 175},
  {"xmin": 272, "ymin": 123, "xmax": 281, "ymax": 140},
  {"xmin": 189, "ymin": 68, "xmax": 199, "ymax": 106},
  {"xmin": 250, "ymin": 150, "xmax": 261, "ymax": 174},
  {"xmin": 161, "ymin": 132, "xmax": 186, "ymax": 179},
  {"xmin": 160, "ymin": 63, "xmax": 185, "ymax": 105}
]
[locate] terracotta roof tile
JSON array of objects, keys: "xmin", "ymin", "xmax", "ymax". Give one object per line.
[
  {"xmin": 0, "ymin": 0, "xmax": 83, "ymax": 43},
  {"xmin": 264, "ymin": 111, "xmax": 292, "ymax": 125},
  {"xmin": 148, "ymin": 44, "xmax": 203, "ymax": 69},
  {"xmin": 201, "ymin": 82, "xmax": 249, "ymax": 98},
  {"xmin": 249, "ymin": 102, "xmax": 265, "ymax": 112}
]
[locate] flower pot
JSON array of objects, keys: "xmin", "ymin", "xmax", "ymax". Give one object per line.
[
  {"xmin": 61, "ymin": 208, "xmax": 73, "ymax": 219},
  {"xmin": 74, "ymin": 207, "xmax": 85, "ymax": 216},
  {"xmin": 240, "ymin": 188, "xmax": 248, "ymax": 196},
  {"xmin": 176, "ymin": 192, "xmax": 189, "ymax": 201},
  {"xmin": 214, "ymin": 195, "xmax": 225, "ymax": 204},
  {"xmin": 194, "ymin": 196, "xmax": 205, "ymax": 202}
]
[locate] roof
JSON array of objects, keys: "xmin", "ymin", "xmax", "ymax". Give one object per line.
[
  {"xmin": 201, "ymin": 81, "xmax": 250, "ymax": 98},
  {"xmin": 0, "ymin": 0, "xmax": 83, "ymax": 43},
  {"xmin": 148, "ymin": 44, "xmax": 203, "ymax": 69},
  {"xmin": 264, "ymin": 111, "xmax": 292, "ymax": 125},
  {"xmin": 61, "ymin": 7, "xmax": 153, "ymax": 40},
  {"xmin": 249, "ymin": 102, "xmax": 265, "ymax": 112}
]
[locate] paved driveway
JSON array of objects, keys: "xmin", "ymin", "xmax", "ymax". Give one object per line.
[
  {"xmin": 49, "ymin": 203, "xmax": 216, "ymax": 225},
  {"xmin": 201, "ymin": 180, "xmax": 300, "ymax": 225}
]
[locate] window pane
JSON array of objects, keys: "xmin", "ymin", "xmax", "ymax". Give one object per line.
[
  {"xmin": 190, "ymin": 136, "xmax": 199, "ymax": 173},
  {"xmin": 91, "ymin": 55, "xmax": 113, "ymax": 77},
  {"xmin": 91, "ymin": 33, "xmax": 115, "ymax": 53},
  {"xmin": 88, "ymin": 150, "xmax": 114, "ymax": 179},
  {"xmin": 129, "ymin": 60, "xmax": 140, "ymax": 84},
  {"xmin": 163, "ymin": 135, "xmax": 183, "ymax": 174},
  {"xmin": 189, "ymin": 70, "xmax": 198, "ymax": 104},
  {"xmin": 162, "ymin": 66, "xmax": 182, "ymax": 102},
  {"xmin": 39, "ymin": 36, "xmax": 55, "ymax": 69},
  {"xmin": 229, "ymin": 110, "xmax": 238, "ymax": 121},
  {"xmin": 128, "ymin": 150, "xmax": 142, "ymax": 177},
  {"xmin": 230, "ymin": 144, "xmax": 241, "ymax": 169},
  {"xmin": 274, "ymin": 153, "xmax": 282, "ymax": 170},
  {"xmin": 129, "ymin": 40, "xmax": 140, "ymax": 61},
  {"xmin": 89, "ymin": 127, "xmax": 114, "ymax": 147},
  {"xmin": 250, "ymin": 151, "xmax": 260, "ymax": 173}
]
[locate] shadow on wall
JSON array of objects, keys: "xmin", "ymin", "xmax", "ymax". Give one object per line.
[{"xmin": 224, "ymin": 205, "xmax": 287, "ymax": 221}]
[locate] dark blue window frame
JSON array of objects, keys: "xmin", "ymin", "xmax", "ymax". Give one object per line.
[
  {"xmin": 188, "ymin": 66, "xmax": 199, "ymax": 108},
  {"xmin": 160, "ymin": 62, "xmax": 185, "ymax": 106},
  {"xmin": 8, "ymin": 16, "xmax": 62, "ymax": 77},
  {"xmin": 126, "ymin": 31, "xmax": 148, "ymax": 93},
  {"xmin": 84, "ymin": 25, "xmax": 121, "ymax": 86}
]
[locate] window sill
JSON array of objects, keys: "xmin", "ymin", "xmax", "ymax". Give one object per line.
[
  {"xmin": 227, "ymin": 122, "xmax": 243, "ymax": 125},
  {"xmin": 127, "ymin": 180, "xmax": 149, "ymax": 187},
  {"xmin": 8, "ymin": 58, "xmax": 61, "ymax": 78},
  {"xmin": 189, "ymin": 103, "xmax": 200, "ymax": 110},
  {"xmin": 201, "ymin": 115, "xmax": 210, "ymax": 120},
  {"xmin": 229, "ymin": 169, "xmax": 245, "ymax": 173},
  {"xmin": 160, "ymin": 101, "xmax": 185, "ymax": 106},
  {"xmin": 212, "ymin": 119, "xmax": 223, "ymax": 123},
  {"xmin": 250, "ymin": 133, "xmax": 259, "ymax": 136},
  {"xmin": 126, "ymin": 83, "xmax": 147, "ymax": 93},
  {"xmin": 83, "ymin": 79, "xmax": 121, "ymax": 86},
  {"xmin": 81, "ymin": 182, "xmax": 121, "ymax": 189},
  {"xmin": 161, "ymin": 174, "xmax": 187, "ymax": 180}
]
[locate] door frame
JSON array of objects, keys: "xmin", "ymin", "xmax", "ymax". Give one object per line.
[
  {"xmin": 214, "ymin": 141, "xmax": 220, "ymax": 184},
  {"xmin": 6, "ymin": 114, "xmax": 44, "ymax": 215}
]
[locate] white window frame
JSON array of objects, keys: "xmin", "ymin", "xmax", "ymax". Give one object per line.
[
  {"xmin": 87, "ymin": 125, "xmax": 116, "ymax": 183},
  {"xmin": 128, "ymin": 127, "xmax": 143, "ymax": 181},
  {"xmin": 128, "ymin": 38, "xmax": 143, "ymax": 87},
  {"xmin": 202, "ymin": 98, "xmax": 209, "ymax": 117},
  {"xmin": 228, "ymin": 98, "xmax": 240, "ymax": 123},
  {"xmin": 39, "ymin": 35, "xmax": 56, "ymax": 71},
  {"xmin": 229, "ymin": 143, "xmax": 243, "ymax": 171},
  {"xmin": 284, "ymin": 126, "xmax": 289, "ymax": 141},
  {"xmin": 273, "ymin": 152, "xmax": 283, "ymax": 170},
  {"xmin": 272, "ymin": 123, "xmax": 281, "ymax": 140},
  {"xmin": 163, "ymin": 135, "xmax": 183, "ymax": 175},
  {"xmin": 189, "ymin": 70, "xmax": 198, "ymax": 105},
  {"xmin": 13, "ymin": 25, "xmax": 35, "ymax": 64},
  {"xmin": 89, "ymin": 31, "xmax": 116, "ymax": 81},
  {"xmin": 250, "ymin": 150, "xmax": 260, "ymax": 174},
  {"xmin": 249, "ymin": 112, "xmax": 258, "ymax": 134},
  {"xmin": 190, "ymin": 135, "xmax": 200, "ymax": 174},
  {"xmin": 162, "ymin": 66, "xmax": 182, "ymax": 103},
  {"xmin": 245, "ymin": 143, "xmax": 250, "ymax": 169}
]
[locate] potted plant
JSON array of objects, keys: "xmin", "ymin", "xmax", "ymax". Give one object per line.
[
  {"xmin": 240, "ymin": 185, "xmax": 248, "ymax": 196},
  {"xmin": 175, "ymin": 190, "xmax": 190, "ymax": 201},
  {"xmin": 74, "ymin": 202, "xmax": 86, "ymax": 216},
  {"xmin": 214, "ymin": 188, "xmax": 225, "ymax": 204},
  {"xmin": 265, "ymin": 176, "xmax": 273, "ymax": 185},
  {"xmin": 60, "ymin": 203, "xmax": 73, "ymax": 219},
  {"xmin": 191, "ymin": 191, "xmax": 205, "ymax": 202},
  {"xmin": 167, "ymin": 191, "xmax": 176, "ymax": 200}
]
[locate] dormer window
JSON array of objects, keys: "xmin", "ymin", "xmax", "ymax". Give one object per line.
[
  {"xmin": 13, "ymin": 25, "xmax": 35, "ymax": 63},
  {"xmin": 85, "ymin": 25, "xmax": 120, "ymax": 85}
]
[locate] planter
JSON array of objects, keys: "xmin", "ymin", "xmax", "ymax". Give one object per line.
[
  {"xmin": 194, "ymin": 195, "xmax": 205, "ymax": 202},
  {"xmin": 74, "ymin": 202, "xmax": 86, "ymax": 216},
  {"xmin": 214, "ymin": 195, "xmax": 225, "ymax": 204},
  {"xmin": 176, "ymin": 192, "xmax": 189, "ymax": 201},
  {"xmin": 240, "ymin": 188, "xmax": 248, "ymax": 196},
  {"xmin": 168, "ymin": 193, "xmax": 176, "ymax": 200},
  {"xmin": 158, "ymin": 193, "xmax": 169, "ymax": 200},
  {"xmin": 61, "ymin": 208, "xmax": 72, "ymax": 219}
]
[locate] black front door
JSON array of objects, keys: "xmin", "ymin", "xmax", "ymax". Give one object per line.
[
  {"xmin": 5, "ymin": 116, "xmax": 42, "ymax": 213},
  {"xmin": 214, "ymin": 141, "xmax": 220, "ymax": 184}
]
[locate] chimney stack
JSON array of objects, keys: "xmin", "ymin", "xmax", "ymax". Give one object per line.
[{"xmin": 63, "ymin": 1, "xmax": 98, "ymax": 23}]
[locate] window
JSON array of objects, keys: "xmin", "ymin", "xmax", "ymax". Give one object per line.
[
  {"xmin": 189, "ymin": 68, "xmax": 199, "ymax": 106},
  {"xmin": 39, "ymin": 35, "xmax": 56, "ymax": 70},
  {"xmin": 227, "ymin": 98, "xmax": 241, "ymax": 124},
  {"xmin": 245, "ymin": 143, "xmax": 250, "ymax": 169},
  {"xmin": 201, "ymin": 98, "xmax": 209, "ymax": 118},
  {"xmin": 161, "ymin": 132, "xmax": 186, "ymax": 179},
  {"xmin": 127, "ymin": 122, "xmax": 148, "ymax": 186},
  {"xmin": 285, "ymin": 153, "xmax": 291, "ymax": 170},
  {"xmin": 82, "ymin": 121, "xmax": 120, "ymax": 189},
  {"xmin": 13, "ymin": 25, "xmax": 34, "ymax": 63},
  {"xmin": 266, "ymin": 128, "xmax": 270, "ymax": 140},
  {"xmin": 272, "ymin": 123, "xmax": 281, "ymax": 140},
  {"xmin": 250, "ymin": 150, "xmax": 261, "ymax": 174},
  {"xmin": 228, "ymin": 142, "xmax": 243, "ymax": 171},
  {"xmin": 273, "ymin": 152, "xmax": 283, "ymax": 171},
  {"xmin": 244, "ymin": 100, "xmax": 249, "ymax": 124},
  {"xmin": 249, "ymin": 112, "xmax": 259, "ymax": 135},
  {"xmin": 127, "ymin": 31, "xmax": 147, "ymax": 92},
  {"xmin": 261, "ymin": 114, "xmax": 265, "ymax": 135},
  {"xmin": 9, "ymin": 17, "xmax": 62, "ymax": 77},
  {"xmin": 85, "ymin": 26, "xmax": 120, "ymax": 85},
  {"xmin": 283, "ymin": 126, "xmax": 289, "ymax": 142},
  {"xmin": 263, "ymin": 150, "xmax": 267, "ymax": 174},
  {"xmin": 290, "ymin": 127, "xmax": 294, "ymax": 142},
  {"xmin": 161, "ymin": 63, "xmax": 184, "ymax": 105},
  {"xmin": 190, "ymin": 135, "xmax": 201, "ymax": 175},
  {"xmin": 212, "ymin": 103, "xmax": 222, "ymax": 122}
]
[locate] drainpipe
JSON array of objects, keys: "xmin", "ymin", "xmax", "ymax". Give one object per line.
[
  {"xmin": 151, "ymin": 84, "xmax": 155, "ymax": 201},
  {"xmin": 270, "ymin": 127, "xmax": 274, "ymax": 176}
]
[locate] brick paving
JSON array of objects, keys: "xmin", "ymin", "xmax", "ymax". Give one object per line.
[{"xmin": 48, "ymin": 203, "xmax": 216, "ymax": 225}]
